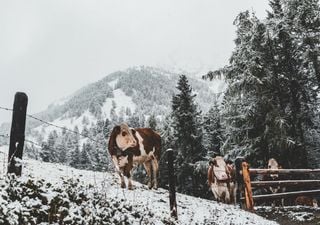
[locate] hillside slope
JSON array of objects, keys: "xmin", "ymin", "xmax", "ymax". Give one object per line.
[
  {"xmin": 0, "ymin": 66, "xmax": 225, "ymax": 144},
  {"xmin": 0, "ymin": 145, "xmax": 277, "ymax": 225}
]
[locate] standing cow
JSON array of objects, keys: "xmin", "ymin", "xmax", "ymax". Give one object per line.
[
  {"xmin": 265, "ymin": 158, "xmax": 285, "ymax": 207},
  {"xmin": 108, "ymin": 123, "xmax": 161, "ymax": 190},
  {"xmin": 208, "ymin": 156, "xmax": 235, "ymax": 204}
]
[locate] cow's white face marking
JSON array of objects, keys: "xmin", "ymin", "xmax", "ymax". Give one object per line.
[
  {"xmin": 115, "ymin": 123, "xmax": 137, "ymax": 150},
  {"xmin": 268, "ymin": 158, "xmax": 279, "ymax": 179},
  {"xmin": 313, "ymin": 199, "xmax": 318, "ymax": 208},
  {"xmin": 213, "ymin": 156, "xmax": 229, "ymax": 181}
]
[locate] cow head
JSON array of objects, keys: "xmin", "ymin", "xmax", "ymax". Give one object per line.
[
  {"xmin": 210, "ymin": 156, "xmax": 229, "ymax": 181},
  {"xmin": 313, "ymin": 198, "xmax": 318, "ymax": 208},
  {"xmin": 267, "ymin": 158, "xmax": 279, "ymax": 179},
  {"xmin": 108, "ymin": 123, "xmax": 137, "ymax": 156},
  {"xmin": 115, "ymin": 123, "xmax": 137, "ymax": 150}
]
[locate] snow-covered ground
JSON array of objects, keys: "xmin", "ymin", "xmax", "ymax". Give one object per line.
[{"xmin": 0, "ymin": 145, "xmax": 278, "ymax": 225}]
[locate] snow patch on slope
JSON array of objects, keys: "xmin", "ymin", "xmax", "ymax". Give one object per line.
[
  {"xmin": 108, "ymin": 78, "xmax": 118, "ymax": 90},
  {"xmin": 34, "ymin": 110, "xmax": 97, "ymax": 139},
  {"xmin": 101, "ymin": 88, "xmax": 136, "ymax": 119},
  {"xmin": 33, "ymin": 88, "xmax": 136, "ymax": 140},
  {"xmin": 0, "ymin": 145, "xmax": 278, "ymax": 225}
]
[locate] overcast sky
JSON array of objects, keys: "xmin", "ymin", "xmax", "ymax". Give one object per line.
[{"xmin": 0, "ymin": 0, "xmax": 269, "ymax": 125}]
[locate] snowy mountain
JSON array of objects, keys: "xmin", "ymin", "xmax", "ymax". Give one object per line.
[
  {"xmin": 1, "ymin": 66, "xmax": 226, "ymax": 143},
  {"xmin": 0, "ymin": 145, "xmax": 278, "ymax": 225}
]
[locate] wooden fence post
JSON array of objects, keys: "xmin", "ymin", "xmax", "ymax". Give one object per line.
[
  {"xmin": 7, "ymin": 92, "xmax": 28, "ymax": 176},
  {"xmin": 242, "ymin": 161, "xmax": 254, "ymax": 210},
  {"xmin": 235, "ymin": 157, "xmax": 245, "ymax": 208},
  {"xmin": 167, "ymin": 148, "xmax": 178, "ymax": 219}
]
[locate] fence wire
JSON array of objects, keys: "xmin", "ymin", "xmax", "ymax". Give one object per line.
[{"xmin": 0, "ymin": 106, "xmax": 106, "ymax": 145}]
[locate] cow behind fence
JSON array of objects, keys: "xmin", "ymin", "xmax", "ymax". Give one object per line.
[{"xmin": 235, "ymin": 157, "xmax": 320, "ymax": 210}]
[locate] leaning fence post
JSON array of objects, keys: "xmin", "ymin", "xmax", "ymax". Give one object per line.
[
  {"xmin": 167, "ymin": 148, "xmax": 178, "ymax": 219},
  {"xmin": 235, "ymin": 157, "xmax": 245, "ymax": 208},
  {"xmin": 242, "ymin": 161, "xmax": 254, "ymax": 210},
  {"xmin": 7, "ymin": 92, "xmax": 28, "ymax": 176}
]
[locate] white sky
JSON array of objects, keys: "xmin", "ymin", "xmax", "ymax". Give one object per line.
[{"xmin": 0, "ymin": 0, "xmax": 269, "ymax": 125}]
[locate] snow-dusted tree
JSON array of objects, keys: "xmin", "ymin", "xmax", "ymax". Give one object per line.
[
  {"xmin": 125, "ymin": 107, "xmax": 132, "ymax": 117},
  {"xmin": 103, "ymin": 118, "xmax": 112, "ymax": 138},
  {"xmin": 171, "ymin": 75, "xmax": 205, "ymax": 196},
  {"xmin": 128, "ymin": 114, "xmax": 140, "ymax": 128},
  {"xmin": 118, "ymin": 107, "xmax": 125, "ymax": 123},
  {"xmin": 110, "ymin": 100, "xmax": 118, "ymax": 124},
  {"xmin": 79, "ymin": 143, "xmax": 91, "ymax": 169},
  {"xmin": 82, "ymin": 115, "xmax": 89, "ymax": 126},
  {"xmin": 158, "ymin": 115, "xmax": 174, "ymax": 189},
  {"xmin": 282, "ymin": 0, "xmax": 320, "ymax": 168},
  {"xmin": 91, "ymin": 132, "xmax": 109, "ymax": 171},
  {"xmin": 40, "ymin": 143, "xmax": 51, "ymax": 162},
  {"xmin": 204, "ymin": 0, "xmax": 320, "ymax": 168},
  {"xmin": 70, "ymin": 144, "xmax": 81, "ymax": 168},
  {"xmin": 147, "ymin": 114, "xmax": 157, "ymax": 130},
  {"xmin": 81, "ymin": 126, "xmax": 89, "ymax": 137},
  {"xmin": 47, "ymin": 130, "xmax": 59, "ymax": 162},
  {"xmin": 203, "ymin": 103, "xmax": 223, "ymax": 157}
]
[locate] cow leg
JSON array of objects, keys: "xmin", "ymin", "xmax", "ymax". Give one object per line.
[
  {"xmin": 211, "ymin": 184, "xmax": 220, "ymax": 202},
  {"xmin": 225, "ymin": 189, "xmax": 231, "ymax": 204},
  {"xmin": 143, "ymin": 161, "xmax": 152, "ymax": 189},
  {"xmin": 112, "ymin": 156, "xmax": 120, "ymax": 172},
  {"xmin": 151, "ymin": 159, "xmax": 159, "ymax": 189},
  {"xmin": 119, "ymin": 171, "xmax": 126, "ymax": 188},
  {"xmin": 124, "ymin": 167, "xmax": 133, "ymax": 190}
]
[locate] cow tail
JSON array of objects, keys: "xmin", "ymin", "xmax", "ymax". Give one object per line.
[
  {"xmin": 208, "ymin": 165, "xmax": 213, "ymax": 187},
  {"xmin": 153, "ymin": 130, "xmax": 161, "ymax": 161}
]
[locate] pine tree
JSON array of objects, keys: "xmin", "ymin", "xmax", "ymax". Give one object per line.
[
  {"xmin": 147, "ymin": 114, "xmax": 157, "ymax": 130},
  {"xmin": 110, "ymin": 100, "xmax": 118, "ymax": 124},
  {"xmin": 103, "ymin": 118, "xmax": 112, "ymax": 138},
  {"xmin": 171, "ymin": 75, "xmax": 205, "ymax": 195},
  {"xmin": 70, "ymin": 145, "xmax": 81, "ymax": 168},
  {"xmin": 203, "ymin": 103, "xmax": 223, "ymax": 157},
  {"xmin": 158, "ymin": 115, "xmax": 174, "ymax": 189},
  {"xmin": 47, "ymin": 130, "xmax": 58, "ymax": 162},
  {"xmin": 40, "ymin": 143, "xmax": 51, "ymax": 162},
  {"xmin": 79, "ymin": 144, "xmax": 91, "ymax": 169},
  {"xmin": 128, "ymin": 114, "xmax": 140, "ymax": 128},
  {"xmin": 204, "ymin": 1, "xmax": 320, "ymax": 168}
]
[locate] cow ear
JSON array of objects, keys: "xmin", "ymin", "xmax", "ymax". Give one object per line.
[
  {"xmin": 131, "ymin": 129, "xmax": 136, "ymax": 134},
  {"xmin": 112, "ymin": 126, "xmax": 121, "ymax": 135},
  {"xmin": 209, "ymin": 159, "xmax": 217, "ymax": 166}
]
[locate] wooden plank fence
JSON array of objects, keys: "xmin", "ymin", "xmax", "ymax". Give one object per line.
[{"xmin": 235, "ymin": 157, "xmax": 320, "ymax": 210}]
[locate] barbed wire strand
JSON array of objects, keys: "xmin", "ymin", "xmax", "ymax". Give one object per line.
[
  {"xmin": 0, "ymin": 134, "xmax": 95, "ymax": 165},
  {"xmin": 0, "ymin": 106, "xmax": 106, "ymax": 145},
  {"xmin": 1, "ymin": 133, "xmax": 52, "ymax": 153}
]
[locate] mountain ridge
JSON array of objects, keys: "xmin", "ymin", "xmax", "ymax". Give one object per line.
[{"xmin": 0, "ymin": 66, "xmax": 226, "ymax": 144}]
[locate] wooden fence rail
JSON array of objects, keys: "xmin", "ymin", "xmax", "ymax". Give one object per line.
[
  {"xmin": 248, "ymin": 168, "xmax": 320, "ymax": 175},
  {"xmin": 235, "ymin": 157, "xmax": 320, "ymax": 211},
  {"xmin": 251, "ymin": 180, "xmax": 320, "ymax": 187},
  {"xmin": 241, "ymin": 189, "xmax": 320, "ymax": 201}
]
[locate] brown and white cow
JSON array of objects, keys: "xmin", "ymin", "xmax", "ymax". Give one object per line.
[
  {"xmin": 266, "ymin": 158, "xmax": 285, "ymax": 206},
  {"xmin": 108, "ymin": 123, "xmax": 161, "ymax": 190},
  {"xmin": 208, "ymin": 156, "xmax": 235, "ymax": 204}
]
